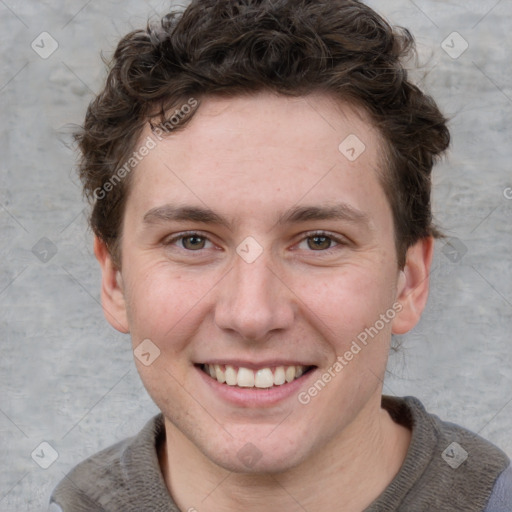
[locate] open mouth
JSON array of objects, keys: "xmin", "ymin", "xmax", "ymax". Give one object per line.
[{"xmin": 199, "ymin": 363, "xmax": 316, "ymax": 389}]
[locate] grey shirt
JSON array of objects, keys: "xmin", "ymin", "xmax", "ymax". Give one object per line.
[{"xmin": 49, "ymin": 395, "xmax": 512, "ymax": 511}]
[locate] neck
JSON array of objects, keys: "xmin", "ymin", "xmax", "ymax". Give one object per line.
[{"xmin": 159, "ymin": 394, "xmax": 411, "ymax": 512}]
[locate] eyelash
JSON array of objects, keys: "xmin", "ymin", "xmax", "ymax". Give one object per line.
[
  {"xmin": 164, "ymin": 230, "xmax": 348, "ymax": 254},
  {"xmin": 296, "ymin": 230, "xmax": 348, "ymax": 252}
]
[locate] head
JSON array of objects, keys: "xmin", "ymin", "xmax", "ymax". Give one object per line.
[
  {"xmin": 81, "ymin": 0, "xmax": 449, "ymax": 474},
  {"xmin": 79, "ymin": 0, "xmax": 449, "ymax": 270}
]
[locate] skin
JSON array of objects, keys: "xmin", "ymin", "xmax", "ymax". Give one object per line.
[{"xmin": 95, "ymin": 92, "xmax": 433, "ymax": 512}]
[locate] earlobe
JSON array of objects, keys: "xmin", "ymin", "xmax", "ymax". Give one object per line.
[
  {"xmin": 93, "ymin": 235, "xmax": 130, "ymax": 334},
  {"xmin": 392, "ymin": 237, "xmax": 434, "ymax": 335}
]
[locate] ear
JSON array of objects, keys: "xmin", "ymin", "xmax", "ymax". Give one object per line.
[
  {"xmin": 392, "ymin": 236, "xmax": 434, "ymax": 335},
  {"xmin": 93, "ymin": 235, "xmax": 130, "ymax": 334}
]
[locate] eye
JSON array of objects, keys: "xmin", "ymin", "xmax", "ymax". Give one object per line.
[
  {"xmin": 296, "ymin": 231, "xmax": 346, "ymax": 252},
  {"xmin": 306, "ymin": 234, "xmax": 334, "ymax": 251},
  {"xmin": 181, "ymin": 234, "xmax": 208, "ymax": 250},
  {"xmin": 165, "ymin": 232, "xmax": 214, "ymax": 251}
]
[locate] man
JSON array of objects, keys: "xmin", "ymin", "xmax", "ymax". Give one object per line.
[{"xmin": 49, "ymin": 0, "xmax": 512, "ymax": 510}]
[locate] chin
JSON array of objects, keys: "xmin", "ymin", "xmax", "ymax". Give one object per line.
[
  {"xmin": 197, "ymin": 427, "xmax": 311, "ymax": 475},
  {"xmin": 211, "ymin": 447, "xmax": 306, "ymax": 475}
]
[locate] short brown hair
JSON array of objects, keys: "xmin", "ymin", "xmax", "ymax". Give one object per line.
[{"xmin": 76, "ymin": 0, "xmax": 450, "ymax": 268}]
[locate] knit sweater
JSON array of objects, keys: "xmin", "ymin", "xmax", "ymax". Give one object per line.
[{"xmin": 49, "ymin": 395, "xmax": 512, "ymax": 511}]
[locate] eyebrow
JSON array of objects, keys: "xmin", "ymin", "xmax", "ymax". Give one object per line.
[
  {"xmin": 142, "ymin": 203, "xmax": 371, "ymax": 230},
  {"xmin": 278, "ymin": 204, "xmax": 370, "ymax": 226},
  {"xmin": 143, "ymin": 205, "xmax": 232, "ymax": 229}
]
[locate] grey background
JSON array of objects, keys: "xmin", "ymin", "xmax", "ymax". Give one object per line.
[{"xmin": 1, "ymin": 0, "xmax": 511, "ymax": 509}]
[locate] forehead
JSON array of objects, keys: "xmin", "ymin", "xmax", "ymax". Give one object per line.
[{"xmin": 126, "ymin": 92, "xmax": 388, "ymax": 225}]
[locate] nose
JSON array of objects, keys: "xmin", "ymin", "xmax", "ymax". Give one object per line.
[{"xmin": 214, "ymin": 251, "xmax": 295, "ymax": 342}]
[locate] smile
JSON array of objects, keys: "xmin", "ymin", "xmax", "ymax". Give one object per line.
[{"xmin": 201, "ymin": 363, "xmax": 315, "ymax": 389}]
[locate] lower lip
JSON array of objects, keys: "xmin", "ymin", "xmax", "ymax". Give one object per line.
[{"xmin": 195, "ymin": 365, "xmax": 317, "ymax": 407}]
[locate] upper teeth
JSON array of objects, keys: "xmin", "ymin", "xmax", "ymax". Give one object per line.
[{"xmin": 204, "ymin": 364, "xmax": 307, "ymax": 388}]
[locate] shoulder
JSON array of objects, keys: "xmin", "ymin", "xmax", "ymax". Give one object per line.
[
  {"xmin": 49, "ymin": 436, "xmax": 132, "ymax": 511},
  {"xmin": 376, "ymin": 396, "xmax": 511, "ymax": 511},
  {"xmin": 49, "ymin": 414, "xmax": 168, "ymax": 511},
  {"xmin": 389, "ymin": 395, "xmax": 509, "ymax": 467},
  {"xmin": 484, "ymin": 462, "xmax": 512, "ymax": 512}
]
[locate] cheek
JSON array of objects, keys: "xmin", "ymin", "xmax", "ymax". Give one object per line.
[
  {"xmin": 293, "ymin": 262, "xmax": 397, "ymax": 347},
  {"xmin": 122, "ymin": 261, "xmax": 217, "ymax": 350}
]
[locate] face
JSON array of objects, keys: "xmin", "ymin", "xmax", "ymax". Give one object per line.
[{"xmin": 97, "ymin": 92, "xmax": 431, "ymax": 474}]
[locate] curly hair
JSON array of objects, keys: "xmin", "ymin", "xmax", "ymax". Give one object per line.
[{"xmin": 76, "ymin": 0, "xmax": 450, "ymax": 268}]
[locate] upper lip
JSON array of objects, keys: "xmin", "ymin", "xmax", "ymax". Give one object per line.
[{"xmin": 198, "ymin": 360, "xmax": 315, "ymax": 370}]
